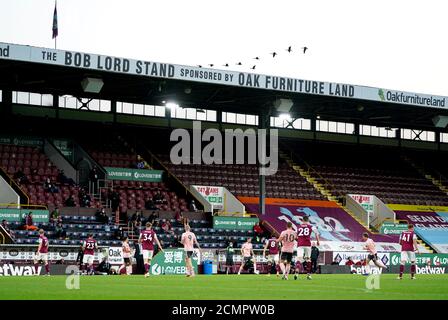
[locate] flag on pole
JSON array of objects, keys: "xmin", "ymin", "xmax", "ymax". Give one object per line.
[{"xmin": 52, "ymin": 2, "xmax": 58, "ymax": 39}]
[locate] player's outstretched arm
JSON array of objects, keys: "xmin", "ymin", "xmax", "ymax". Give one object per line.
[
  {"xmin": 413, "ymin": 238, "xmax": 419, "ymax": 253},
  {"xmin": 315, "ymin": 233, "xmax": 320, "ymax": 246}
]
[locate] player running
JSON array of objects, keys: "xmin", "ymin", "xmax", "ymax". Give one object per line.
[
  {"xmin": 238, "ymin": 238, "xmax": 259, "ymax": 275},
  {"xmin": 296, "ymin": 216, "xmax": 320, "ymax": 280},
  {"xmin": 278, "ymin": 222, "xmax": 297, "ymax": 280},
  {"xmin": 180, "ymin": 225, "xmax": 201, "ymax": 277},
  {"xmin": 118, "ymin": 237, "xmax": 133, "ymax": 275},
  {"xmin": 34, "ymin": 229, "xmax": 50, "ymax": 276},
  {"xmin": 82, "ymin": 234, "xmax": 98, "ymax": 275},
  {"xmin": 398, "ymin": 224, "xmax": 419, "ymax": 280},
  {"xmin": 263, "ymin": 236, "xmax": 280, "ymax": 277},
  {"xmin": 139, "ymin": 222, "xmax": 164, "ymax": 278},
  {"xmin": 362, "ymin": 232, "xmax": 387, "ymax": 274}
]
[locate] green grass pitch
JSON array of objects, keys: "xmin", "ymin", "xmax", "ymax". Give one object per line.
[{"xmin": 1, "ymin": 274, "xmax": 448, "ymax": 300}]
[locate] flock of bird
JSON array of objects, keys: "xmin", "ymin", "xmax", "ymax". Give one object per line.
[{"xmin": 197, "ymin": 46, "xmax": 308, "ymax": 70}]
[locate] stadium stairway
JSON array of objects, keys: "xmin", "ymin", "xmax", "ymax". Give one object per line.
[
  {"xmin": 401, "ymin": 154, "xmax": 448, "ymax": 197},
  {"xmin": 279, "ymin": 149, "xmax": 339, "ymax": 203},
  {"xmin": 279, "ymin": 148, "xmax": 395, "ymax": 235}
]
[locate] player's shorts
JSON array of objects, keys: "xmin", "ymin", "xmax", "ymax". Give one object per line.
[
  {"xmin": 281, "ymin": 252, "xmax": 293, "ymax": 263},
  {"xmin": 400, "ymin": 251, "xmax": 416, "ymax": 263},
  {"xmin": 34, "ymin": 252, "xmax": 48, "ymax": 262},
  {"xmin": 83, "ymin": 254, "xmax": 94, "ymax": 265},
  {"xmin": 268, "ymin": 254, "xmax": 279, "ymax": 264},
  {"xmin": 297, "ymin": 246, "xmax": 311, "ymax": 260},
  {"xmin": 124, "ymin": 257, "xmax": 131, "ymax": 264},
  {"xmin": 186, "ymin": 251, "xmax": 194, "ymax": 258},
  {"xmin": 142, "ymin": 250, "xmax": 154, "ymax": 260},
  {"xmin": 226, "ymin": 258, "xmax": 234, "ymax": 266},
  {"xmin": 367, "ymin": 253, "xmax": 378, "ymax": 262}
]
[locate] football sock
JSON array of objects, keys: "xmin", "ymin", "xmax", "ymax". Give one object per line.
[
  {"xmin": 45, "ymin": 263, "xmax": 50, "ymax": 274},
  {"xmin": 285, "ymin": 264, "xmax": 290, "ymax": 275},
  {"xmin": 34, "ymin": 263, "xmax": 39, "ymax": 274},
  {"xmin": 399, "ymin": 264, "xmax": 404, "ymax": 277},
  {"xmin": 410, "ymin": 264, "xmax": 416, "ymax": 277},
  {"xmin": 144, "ymin": 263, "xmax": 149, "ymax": 273},
  {"xmin": 280, "ymin": 263, "xmax": 286, "ymax": 274},
  {"xmin": 307, "ymin": 261, "xmax": 312, "ymax": 274}
]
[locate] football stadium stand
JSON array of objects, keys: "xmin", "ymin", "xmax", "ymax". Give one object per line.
[
  {"xmin": 0, "ymin": 143, "xmax": 97, "ymax": 208},
  {"xmin": 282, "ymin": 141, "xmax": 448, "ymax": 206},
  {"xmin": 1, "ymin": 42, "xmax": 448, "ymax": 274}
]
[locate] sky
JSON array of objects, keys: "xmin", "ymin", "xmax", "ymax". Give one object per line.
[{"xmin": 1, "ymin": 0, "xmax": 448, "ymax": 96}]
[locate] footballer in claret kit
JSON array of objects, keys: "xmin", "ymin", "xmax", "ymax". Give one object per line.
[{"xmin": 139, "ymin": 222, "xmax": 164, "ymax": 278}]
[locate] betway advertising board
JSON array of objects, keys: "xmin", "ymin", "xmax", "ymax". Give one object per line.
[
  {"xmin": 350, "ymin": 265, "xmax": 448, "ymax": 275},
  {"xmin": 192, "ymin": 185, "xmax": 224, "ymax": 210},
  {"xmin": 104, "ymin": 167, "xmax": 163, "ymax": 182},
  {"xmin": 213, "ymin": 216, "xmax": 258, "ymax": 230},
  {"xmin": 150, "ymin": 249, "xmax": 198, "ymax": 275},
  {"xmin": 0, "ymin": 264, "xmax": 78, "ymax": 276}
]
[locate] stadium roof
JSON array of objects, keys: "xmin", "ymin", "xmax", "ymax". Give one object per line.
[{"xmin": 1, "ymin": 42, "xmax": 448, "ymax": 131}]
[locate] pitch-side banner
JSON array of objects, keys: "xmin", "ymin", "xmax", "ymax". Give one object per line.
[
  {"xmin": 1, "ymin": 42, "xmax": 447, "ymax": 109},
  {"xmin": 333, "ymin": 251, "xmax": 390, "ymax": 266}
]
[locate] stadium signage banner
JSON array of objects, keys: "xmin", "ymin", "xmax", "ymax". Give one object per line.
[
  {"xmin": 387, "ymin": 204, "xmax": 448, "ymax": 212},
  {"xmin": 348, "ymin": 265, "xmax": 448, "ymax": 274},
  {"xmin": 104, "ymin": 167, "xmax": 163, "ymax": 182},
  {"xmin": 0, "ymin": 264, "xmax": 39, "ymax": 276},
  {"xmin": 0, "ymin": 264, "xmax": 78, "ymax": 276},
  {"xmin": 350, "ymin": 265, "xmax": 384, "ymax": 275},
  {"xmin": 390, "ymin": 253, "xmax": 448, "ymax": 266},
  {"xmin": 1, "ymin": 42, "xmax": 447, "ymax": 110},
  {"xmin": 348, "ymin": 194, "xmax": 375, "ymax": 217},
  {"xmin": 333, "ymin": 251, "xmax": 390, "ymax": 266},
  {"xmin": 192, "ymin": 185, "xmax": 224, "ymax": 210},
  {"xmin": 150, "ymin": 249, "xmax": 198, "ymax": 275},
  {"xmin": 395, "ymin": 211, "xmax": 448, "ymax": 229},
  {"xmin": 0, "ymin": 209, "xmax": 49, "ymax": 223},
  {"xmin": 0, "ymin": 246, "xmax": 104, "ymax": 262},
  {"xmin": 0, "ymin": 135, "xmax": 43, "ymax": 147},
  {"xmin": 380, "ymin": 222, "xmax": 409, "ymax": 235},
  {"xmin": 99, "ymin": 247, "xmax": 124, "ymax": 265},
  {"xmin": 213, "ymin": 216, "xmax": 258, "ymax": 230},
  {"xmin": 52, "ymin": 139, "xmax": 74, "ymax": 162}
]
